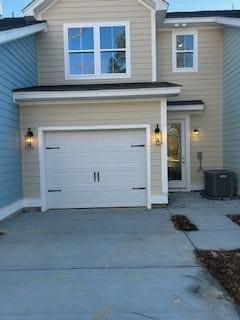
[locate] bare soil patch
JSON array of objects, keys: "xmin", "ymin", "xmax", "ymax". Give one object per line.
[
  {"xmin": 196, "ymin": 249, "xmax": 240, "ymax": 306},
  {"xmin": 171, "ymin": 215, "xmax": 198, "ymax": 231},
  {"xmin": 227, "ymin": 215, "xmax": 240, "ymax": 226}
]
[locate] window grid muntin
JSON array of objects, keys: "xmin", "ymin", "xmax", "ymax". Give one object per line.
[{"xmin": 66, "ymin": 23, "xmax": 129, "ymax": 78}]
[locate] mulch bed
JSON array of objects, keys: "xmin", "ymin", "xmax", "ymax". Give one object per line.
[
  {"xmin": 196, "ymin": 249, "xmax": 240, "ymax": 306},
  {"xmin": 227, "ymin": 214, "xmax": 240, "ymax": 226},
  {"xmin": 171, "ymin": 215, "xmax": 198, "ymax": 231}
]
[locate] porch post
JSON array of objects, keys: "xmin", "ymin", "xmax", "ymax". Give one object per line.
[{"xmin": 160, "ymin": 97, "xmax": 169, "ymax": 199}]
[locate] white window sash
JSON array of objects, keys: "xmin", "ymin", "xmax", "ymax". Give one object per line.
[
  {"xmin": 172, "ymin": 30, "xmax": 198, "ymax": 73},
  {"xmin": 64, "ymin": 22, "xmax": 131, "ymax": 80}
]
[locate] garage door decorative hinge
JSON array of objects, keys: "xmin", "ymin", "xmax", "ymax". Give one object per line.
[
  {"xmin": 48, "ymin": 190, "xmax": 62, "ymax": 193},
  {"xmin": 46, "ymin": 147, "xmax": 60, "ymax": 150},
  {"xmin": 132, "ymin": 187, "xmax": 146, "ymax": 190},
  {"xmin": 131, "ymin": 145, "xmax": 145, "ymax": 148}
]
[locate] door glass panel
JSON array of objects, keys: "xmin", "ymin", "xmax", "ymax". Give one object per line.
[{"xmin": 168, "ymin": 123, "xmax": 182, "ymax": 181}]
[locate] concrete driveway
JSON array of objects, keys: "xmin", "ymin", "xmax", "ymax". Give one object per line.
[{"xmin": 0, "ymin": 196, "xmax": 240, "ymax": 319}]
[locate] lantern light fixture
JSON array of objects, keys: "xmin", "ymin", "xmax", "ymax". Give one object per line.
[
  {"xmin": 192, "ymin": 129, "xmax": 199, "ymax": 136},
  {"xmin": 25, "ymin": 128, "xmax": 34, "ymax": 148},
  {"xmin": 154, "ymin": 124, "xmax": 162, "ymax": 145}
]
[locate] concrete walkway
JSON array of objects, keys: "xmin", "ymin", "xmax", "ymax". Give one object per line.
[{"xmin": 0, "ymin": 193, "xmax": 239, "ymax": 319}]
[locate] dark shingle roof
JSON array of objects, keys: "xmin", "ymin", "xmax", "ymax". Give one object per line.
[
  {"xmin": 0, "ymin": 17, "xmax": 45, "ymax": 32},
  {"xmin": 166, "ymin": 10, "xmax": 240, "ymax": 19},
  {"xmin": 14, "ymin": 82, "xmax": 181, "ymax": 93},
  {"xmin": 168, "ymin": 100, "xmax": 205, "ymax": 106}
]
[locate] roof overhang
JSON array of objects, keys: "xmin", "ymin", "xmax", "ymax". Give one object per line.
[
  {"xmin": 0, "ymin": 22, "xmax": 47, "ymax": 45},
  {"xmin": 23, "ymin": 0, "xmax": 168, "ymax": 17},
  {"xmin": 162, "ymin": 16, "xmax": 240, "ymax": 28},
  {"xmin": 167, "ymin": 100, "xmax": 205, "ymax": 113},
  {"xmin": 13, "ymin": 86, "xmax": 181, "ymax": 104}
]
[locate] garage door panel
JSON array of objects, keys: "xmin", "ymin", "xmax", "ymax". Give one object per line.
[
  {"xmin": 94, "ymin": 190, "xmax": 147, "ymax": 207},
  {"xmin": 96, "ymin": 151, "xmax": 146, "ymax": 166},
  {"xmin": 45, "ymin": 129, "xmax": 147, "ymax": 209},
  {"xmin": 46, "ymin": 152, "xmax": 93, "ymax": 168},
  {"xmin": 47, "ymin": 173, "xmax": 94, "ymax": 190},
  {"xmin": 48, "ymin": 192, "xmax": 96, "ymax": 209}
]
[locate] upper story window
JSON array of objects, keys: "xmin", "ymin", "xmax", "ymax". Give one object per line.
[
  {"xmin": 64, "ymin": 22, "xmax": 130, "ymax": 79},
  {"xmin": 172, "ymin": 30, "xmax": 198, "ymax": 73}
]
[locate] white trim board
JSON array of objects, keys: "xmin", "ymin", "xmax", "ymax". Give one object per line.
[
  {"xmin": 160, "ymin": 97, "xmax": 168, "ymax": 195},
  {"xmin": 151, "ymin": 11, "xmax": 157, "ymax": 82},
  {"xmin": 0, "ymin": 199, "xmax": 23, "ymax": 221},
  {"xmin": 151, "ymin": 194, "xmax": 168, "ymax": 204},
  {"xmin": 167, "ymin": 104, "xmax": 205, "ymax": 113},
  {"xmin": 23, "ymin": 0, "xmax": 168, "ymax": 16},
  {"xmin": 0, "ymin": 23, "xmax": 47, "ymax": 45},
  {"xmin": 164, "ymin": 16, "xmax": 240, "ymax": 28},
  {"xmin": 13, "ymin": 87, "xmax": 181, "ymax": 103}
]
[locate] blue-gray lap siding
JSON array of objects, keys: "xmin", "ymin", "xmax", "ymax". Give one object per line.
[
  {"xmin": 0, "ymin": 35, "xmax": 37, "ymax": 208},
  {"xmin": 223, "ymin": 27, "xmax": 240, "ymax": 194}
]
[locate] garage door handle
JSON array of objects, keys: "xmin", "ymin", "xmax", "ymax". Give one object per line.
[
  {"xmin": 94, "ymin": 172, "xmax": 96, "ymax": 183},
  {"xmin": 132, "ymin": 187, "xmax": 146, "ymax": 190},
  {"xmin": 97, "ymin": 172, "xmax": 100, "ymax": 183},
  {"xmin": 48, "ymin": 190, "xmax": 62, "ymax": 193}
]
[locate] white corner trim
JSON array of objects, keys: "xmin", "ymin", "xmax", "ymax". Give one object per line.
[
  {"xmin": 167, "ymin": 104, "xmax": 205, "ymax": 112},
  {"xmin": 160, "ymin": 97, "xmax": 168, "ymax": 196},
  {"xmin": 151, "ymin": 193, "xmax": 168, "ymax": 204},
  {"xmin": 23, "ymin": 198, "xmax": 41, "ymax": 208},
  {"xmin": 172, "ymin": 29, "xmax": 198, "ymax": 73},
  {"xmin": 151, "ymin": 10, "xmax": 157, "ymax": 82},
  {"xmin": 13, "ymin": 87, "xmax": 181, "ymax": 103},
  {"xmin": 38, "ymin": 124, "xmax": 152, "ymax": 211},
  {"xmin": 0, "ymin": 199, "xmax": 23, "ymax": 221},
  {"xmin": 0, "ymin": 23, "xmax": 47, "ymax": 45}
]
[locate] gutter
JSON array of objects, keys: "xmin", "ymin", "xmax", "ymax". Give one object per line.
[{"xmin": 0, "ymin": 22, "xmax": 47, "ymax": 45}]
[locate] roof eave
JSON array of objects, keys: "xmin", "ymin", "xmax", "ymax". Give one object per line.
[
  {"xmin": 163, "ymin": 16, "xmax": 240, "ymax": 28},
  {"xmin": 23, "ymin": 0, "xmax": 169, "ymax": 17},
  {"xmin": 167, "ymin": 103, "xmax": 205, "ymax": 113},
  {"xmin": 0, "ymin": 22, "xmax": 47, "ymax": 45},
  {"xmin": 13, "ymin": 86, "xmax": 181, "ymax": 104}
]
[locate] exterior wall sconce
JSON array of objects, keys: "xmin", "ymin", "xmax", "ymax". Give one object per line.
[
  {"xmin": 192, "ymin": 129, "xmax": 199, "ymax": 136},
  {"xmin": 25, "ymin": 128, "xmax": 34, "ymax": 148},
  {"xmin": 155, "ymin": 124, "xmax": 162, "ymax": 145}
]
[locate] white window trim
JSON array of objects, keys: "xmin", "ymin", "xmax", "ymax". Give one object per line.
[
  {"xmin": 172, "ymin": 29, "xmax": 198, "ymax": 73},
  {"xmin": 64, "ymin": 22, "xmax": 131, "ymax": 80}
]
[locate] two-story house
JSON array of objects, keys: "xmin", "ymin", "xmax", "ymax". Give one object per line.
[{"xmin": 4, "ymin": 0, "xmax": 240, "ymax": 215}]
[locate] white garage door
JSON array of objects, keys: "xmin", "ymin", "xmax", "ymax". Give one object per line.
[{"xmin": 45, "ymin": 129, "xmax": 147, "ymax": 209}]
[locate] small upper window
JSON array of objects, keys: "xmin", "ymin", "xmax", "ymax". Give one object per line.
[
  {"xmin": 65, "ymin": 23, "xmax": 130, "ymax": 79},
  {"xmin": 172, "ymin": 31, "xmax": 198, "ymax": 72}
]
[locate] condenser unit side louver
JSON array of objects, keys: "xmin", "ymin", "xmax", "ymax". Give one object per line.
[{"xmin": 203, "ymin": 170, "xmax": 235, "ymax": 198}]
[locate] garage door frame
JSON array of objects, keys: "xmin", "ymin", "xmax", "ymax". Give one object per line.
[{"xmin": 38, "ymin": 124, "xmax": 152, "ymax": 211}]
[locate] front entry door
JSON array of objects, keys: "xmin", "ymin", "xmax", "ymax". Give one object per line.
[{"xmin": 168, "ymin": 120, "xmax": 186, "ymax": 189}]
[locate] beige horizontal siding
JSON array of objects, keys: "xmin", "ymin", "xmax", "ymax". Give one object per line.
[
  {"xmin": 20, "ymin": 100, "xmax": 162, "ymax": 198},
  {"xmin": 157, "ymin": 28, "xmax": 223, "ymax": 188},
  {"xmin": 38, "ymin": 0, "xmax": 152, "ymax": 85}
]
